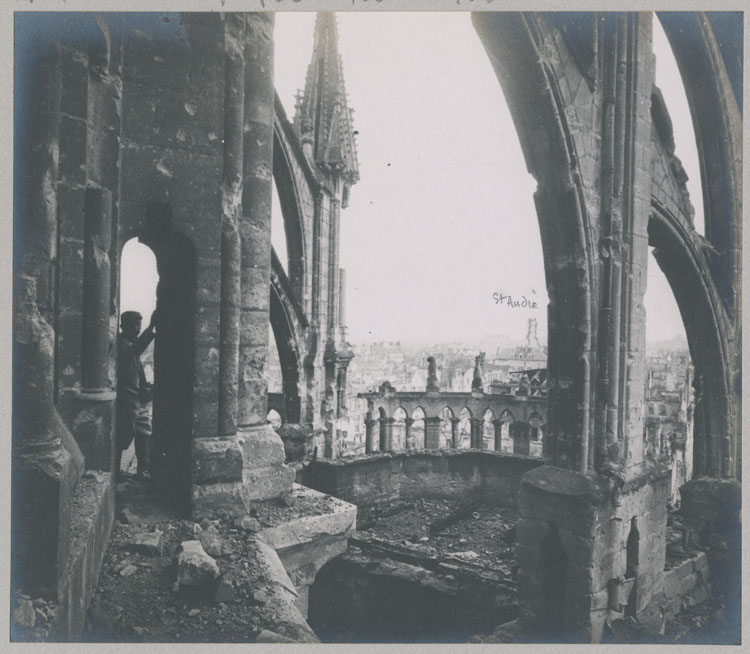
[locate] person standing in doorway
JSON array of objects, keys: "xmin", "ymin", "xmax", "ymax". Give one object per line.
[{"xmin": 116, "ymin": 310, "xmax": 157, "ymax": 481}]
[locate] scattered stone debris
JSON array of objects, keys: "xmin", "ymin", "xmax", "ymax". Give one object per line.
[
  {"xmin": 14, "ymin": 598, "xmax": 36, "ymax": 629},
  {"xmin": 119, "ymin": 565, "xmax": 138, "ymax": 577},
  {"xmin": 213, "ymin": 577, "xmax": 236, "ymax": 604},
  {"xmin": 256, "ymin": 629, "xmax": 299, "ymax": 643},
  {"xmin": 11, "ymin": 593, "xmax": 58, "ymax": 641},
  {"xmin": 82, "ymin": 480, "xmax": 326, "ymax": 643},
  {"xmin": 235, "ymin": 516, "xmax": 260, "ymax": 533},
  {"xmin": 119, "ymin": 508, "xmax": 139, "ymax": 525},
  {"xmin": 357, "ymin": 498, "xmax": 518, "ymax": 572},
  {"xmin": 199, "ymin": 525, "xmax": 226, "ymax": 557},
  {"xmin": 449, "ymin": 550, "xmax": 480, "ymax": 561}
]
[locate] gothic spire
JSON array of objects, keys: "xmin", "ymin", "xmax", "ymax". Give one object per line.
[{"xmin": 294, "ymin": 12, "xmax": 359, "ymax": 189}]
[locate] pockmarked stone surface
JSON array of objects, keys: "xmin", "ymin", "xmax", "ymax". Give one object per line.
[{"xmin": 199, "ymin": 525, "xmax": 225, "ymax": 557}]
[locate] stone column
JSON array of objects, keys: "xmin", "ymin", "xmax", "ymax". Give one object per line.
[
  {"xmin": 76, "ymin": 187, "xmax": 117, "ymax": 474},
  {"xmin": 338, "ymin": 268, "xmax": 346, "ymax": 332},
  {"xmin": 327, "ymin": 189, "xmax": 341, "ymax": 340},
  {"xmin": 192, "ymin": 13, "xmax": 249, "ymax": 518},
  {"xmin": 424, "ymin": 417, "xmax": 442, "ymax": 450},
  {"xmin": 450, "ymin": 418, "xmax": 459, "ymax": 448},
  {"xmin": 379, "ymin": 417, "xmax": 394, "ymax": 452},
  {"xmin": 470, "ymin": 418, "xmax": 483, "ymax": 449},
  {"xmin": 512, "ymin": 15, "xmax": 666, "ymax": 642},
  {"xmin": 426, "ymin": 356, "xmax": 439, "ymax": 392},
  {"xmin": 236, "ymin": 12, "xmax": 293, "ymax": 503},
  {"xmin": 13, "ymin": 51, "xmax": 84, "ymax": 596},
  {"xmin": 80, "ymin": 187, "xmax": 113, "ymax": 394},
  {"xmin": 404, "ymin": 418, "xmax": 414, "ymax": 449},
  {"xmin": 364, "ymin": 417, "xmax": 376, "ymax": 454},
  {"xmin": 492, "ymin": 418, "xmax": 503, "ymax": 452}
]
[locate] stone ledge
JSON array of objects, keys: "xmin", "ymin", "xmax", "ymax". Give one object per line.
[
  {"xmin": 520, "ymin": 466, "xmax": 606, "ymax": 501},
  {"xmin": 258, "ymin": 484, "xmax": 356, "ymax": 551},
  {"xmin": 251, "ymin": 536, "xmax": 319, "ymax": 642},
  {"xmin": 258, "ymin": 484, "xmax": 356, "ymax": 618},
  {"xmin": 317, "ymin": 449, "xmax": 543, "ymax": 467},
  {"xmin": 52, "ymin": 470, "xmax": 115, "ymax": 641}
]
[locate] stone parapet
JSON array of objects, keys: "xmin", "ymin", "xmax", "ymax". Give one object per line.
[{"xmin": 299, "ymin": 450, "xmax": 544, "ymax": 509}]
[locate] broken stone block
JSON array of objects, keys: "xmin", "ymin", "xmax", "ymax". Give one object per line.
[
  {"xmin": 235, "ymin": 516, "xmax": 260, "ymax": 532},
  {"xmin": 450, "ymin": 550, "xmax": 479, "ymax": 560},
  {"xmin": 119, "ymin": 565, "xmax": 138, "ymax": 577},
  {"xmin": 277, "ymin": 492, "xmax": 294, "ymax": 507},
  {"xmin": 256, "ymin": 629, "xmax": 298, "ymax": 643},
  {"xmin": 14, "ymin": 599, "xmax": 36, "ymax": 628},
  {"xmin": 214, "ymin": 576, "xmax": 236, "ymax": 603},
  {"xmin": 122, "ymin": 530, "xmax": 163, "ymax": 556},
  {"xmin": 492, "ymin": 620, "xmax": 520, "ymax": 643},
  {"xmin": 199, "ymin": 525, "xmax": 225, "ymax": 557},
  {"xmin": 176, "ymin": 540, "xmax": 220, "ymax": 589},
  {"xmin": 192, "ymin": 523, "xmax": 203, "ymax": 538},
  {"xmin": 276, "ymin": 424, "xmax": 315, "ymax": 462},
  {"xmin": 119, "ymin": 508, "xmax": 138, "ymax": 525},
  {"xmin": 34, "ymin": 608, "xmax": 48, "ymax": 625},
  {"xmin": 636, "ymin": 603, "xmax": 665, "ymax": 636}
]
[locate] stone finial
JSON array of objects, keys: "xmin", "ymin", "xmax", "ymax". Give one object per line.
[
  {"xmin": 426, "ymin": 356, "xmax": 439, "ymax": 392},
  {"xmin": 472, "ymin": 352, "xmax": 486, "ymax": 392}
]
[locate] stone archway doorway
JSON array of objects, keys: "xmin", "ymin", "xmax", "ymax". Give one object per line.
[{"xmin": 135, "ymin": 201, "xmax": 197, "ymax": 515}]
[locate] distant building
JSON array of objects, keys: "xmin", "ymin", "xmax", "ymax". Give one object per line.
[{"xmin": 644, "ymin": 351, "xmax": 694, "ymax": 503}]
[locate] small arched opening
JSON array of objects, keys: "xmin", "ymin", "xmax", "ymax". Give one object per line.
[
  {"xmin": 392, "ymin": 407, "xmax": 407, "ymax": 452},
  {"xmin": 510, "ymin": 421, "xmax": 531, "ymax": 456},
  {"xmin": 411, "ymin": 407, "xmax": 426, "ymax": 449},
  {"xmin": 499, "ymin": 410, "xmax": 514, "ymax": 454},
  {"xmin": 482, "ymin": 409, "xmax": 495, "ymax": 450},
  {"xmin": 457, "ymin": 407, "xmax": 472, "ymax": 450},
  {"xmin": 439, "ymin": 407, "xmax": 455, "ymax": 449},
  {"xmin": 117, "ymin": 238, "xmax": 158, "ymax": 481}
]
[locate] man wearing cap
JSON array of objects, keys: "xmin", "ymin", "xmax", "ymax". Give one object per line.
[{"xmin": 116, "ymin": 310, "xmax": 157, "ymax": 481}]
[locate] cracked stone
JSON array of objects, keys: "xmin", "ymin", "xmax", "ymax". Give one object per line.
[
  {"xmin": 122, "ymin": 530, "xmax": 163, "ymax": 556},
  {"xmin": 213, "ymin": 576, "xmax": 236, "ymax": 603},
  {"xmin": 199, "ymin": 525, "xmax": 225, "ymax": 557},
  {"xmin": 235, "ymin": 516, "xmax": 260, "ymax": 532}
]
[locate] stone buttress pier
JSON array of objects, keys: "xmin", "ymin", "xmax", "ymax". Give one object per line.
[
  {"xmin": 474, "ymin": 12, "xmax": 696, "ymax": 641},
  {"xmin": 191, "ymin": 13, "xmax": 294, "ymax": 517}
]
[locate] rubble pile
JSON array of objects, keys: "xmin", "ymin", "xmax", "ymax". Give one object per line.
[
  {"xmin": 11, "ymin": 594, "xmax": 58, "ymax": 641},
  {"xmin": 81, "ymin": 476, "xmax": 326, "ymax": 643},
  {"xmin": 357, "ymin": 498, "xmax": 518, "ymax": 574}
]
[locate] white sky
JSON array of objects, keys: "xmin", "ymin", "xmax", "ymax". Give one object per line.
[
  {"xmin": 272, "ymin": 12, "xmax": 702, "ymax": 346},
  {"xmin": 121, "ymin": 12, "xmax": 704, "ymax": 348}
]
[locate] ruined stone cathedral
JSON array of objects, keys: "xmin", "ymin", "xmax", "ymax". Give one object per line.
[{"xmin": 11, "ymin": 10, "xmax": 742, "ymax": 645}]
